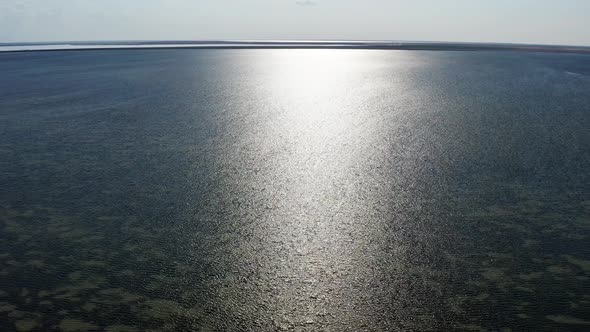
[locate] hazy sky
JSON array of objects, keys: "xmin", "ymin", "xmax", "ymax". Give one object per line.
[{"xmin": 1, "ymin": 0, "xmax": 589, "ymax": 46}]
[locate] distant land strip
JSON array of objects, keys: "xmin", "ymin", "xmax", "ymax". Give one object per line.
[{"xmin": 1, "ymin": 40, "xmax": 590, "ymax": 54}]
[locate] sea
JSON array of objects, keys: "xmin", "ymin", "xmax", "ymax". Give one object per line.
[{"xmin": 0, "ymin": 48, "xmax": 589, "ymax": 331}]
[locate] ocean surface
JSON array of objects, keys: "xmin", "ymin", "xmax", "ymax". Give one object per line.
[{"xmin": 0, "ymin": 49, "xmax": 589, "ymax": 331}]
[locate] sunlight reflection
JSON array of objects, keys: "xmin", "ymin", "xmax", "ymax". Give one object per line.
[
  {"xmin": 202, "ymin": 49, "xmax": 431, "ymax": 327},
  {"xmin": 242, "ymin": 50, "xmax": 387, "ymax": 323}
]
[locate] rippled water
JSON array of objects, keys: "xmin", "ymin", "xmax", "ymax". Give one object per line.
[{"xmin": 1, "ymin": 49, "xmax": 589, "ymax": 331}]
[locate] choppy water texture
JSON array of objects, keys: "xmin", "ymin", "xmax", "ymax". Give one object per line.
[{"xmin": 0, "ymin": 49, "xmax": 589, "ymax": 331}]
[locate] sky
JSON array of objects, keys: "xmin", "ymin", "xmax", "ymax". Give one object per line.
[{"xmin": 1, "ymin": 0, "xmax": 589, "ymax": 46}]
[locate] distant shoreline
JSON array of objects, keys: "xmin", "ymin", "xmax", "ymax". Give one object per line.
[{"xmin": 2, "ymin": 41, "xmax": 590, "ymax": 54}]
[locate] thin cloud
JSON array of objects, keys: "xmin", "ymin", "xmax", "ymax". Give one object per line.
[{"xmin": 296, "ymin": 0, "xmax": 316, "ymax": 6}]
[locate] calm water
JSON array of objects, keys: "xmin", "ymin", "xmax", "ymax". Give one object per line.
[{"xmin": 1, "ymin": 49, "xmax": 589, "ymax": 331}]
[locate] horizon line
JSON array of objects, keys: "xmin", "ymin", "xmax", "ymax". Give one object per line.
[
  {"xmin": 2, "ymin": 39, "xmax": 590, "ymax": 48},
  {"xmin": 1, "ymin": 40, "xmax": 590, "ymax": 54}
]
